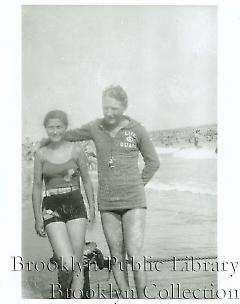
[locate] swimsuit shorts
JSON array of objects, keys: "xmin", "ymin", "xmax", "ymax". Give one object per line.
[
  {"xmin": 42, "ymin": 189, "xmax": 87, "ymax": 228},
  {"xmin": 102, "ymin": 207, "xmax": 147, "ymax": 216}
]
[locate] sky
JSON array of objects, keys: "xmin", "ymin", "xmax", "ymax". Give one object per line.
[{"xmin": 22, "ymin": 5, "xmax": 217, "ymax": 140}]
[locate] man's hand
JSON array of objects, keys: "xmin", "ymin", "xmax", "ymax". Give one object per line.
[{"xmin": 39, "ymin": 138, "xmax": 50, "ymax": 148}]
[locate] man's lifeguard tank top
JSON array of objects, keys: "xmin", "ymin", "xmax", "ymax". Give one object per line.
[{"xmin": 42, "ymin": 145, "xmax": 81, "ymax": 190}]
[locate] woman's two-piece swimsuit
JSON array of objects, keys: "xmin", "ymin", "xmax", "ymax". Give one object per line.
[{"xmin": 41, "ymin": 146, "xmax": 87, "ymax": 228}]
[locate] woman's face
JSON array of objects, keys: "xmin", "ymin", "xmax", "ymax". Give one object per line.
[
  {"xmin": 102, "ymin": 96, "xmax": 126, "ymax": 127},
  {"xmin": 45, "ymin": 118, "xmax": 67, "ymax": 142}
]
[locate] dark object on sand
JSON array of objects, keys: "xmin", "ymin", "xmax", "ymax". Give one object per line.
[{"xmin": 50, "ymin": 241, "xmax": 110, "ymax": 299}]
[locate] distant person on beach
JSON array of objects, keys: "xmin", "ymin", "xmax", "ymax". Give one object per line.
[
  {"xmin": 41, "ymin": 85, "xmax": 160, "ymax": 298},
  {"xmin": 206, "ymin": 128, "xmax": 213, "ymax": 142},
  {"xmin": 32, "ymin": 110, "xmax": 95, "ymax": 298},
  {"xmin": 23, "ymin": 137, "xmax": 35, "ymax": 160},
  {"xmin": 193, "ymin": 128, "xmax": 200, "ymax": 147}
]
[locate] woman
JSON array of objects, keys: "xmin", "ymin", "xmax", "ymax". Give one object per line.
[
  {"xmin": 61, "ymin": 85, "xmax": 160, "ymax": 298},
  {"xmin": 32, "ymin": 110, "xmax": 95, "ymax": 299}
]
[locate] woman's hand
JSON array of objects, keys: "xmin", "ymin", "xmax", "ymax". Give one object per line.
[{"xmin": 35, "ymin": 219, "xmax": 47, "ymax": 237}]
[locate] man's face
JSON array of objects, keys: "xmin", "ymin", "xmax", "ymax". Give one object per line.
[{"xmin": 102, "ymin": 96, "xmax": 126, "ymax": 127}]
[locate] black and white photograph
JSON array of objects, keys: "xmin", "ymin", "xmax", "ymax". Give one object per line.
[
  {"xmin": 1, "ymin": 1, "xmax": 239, "ymax": 302},
  {"xmin": 20, "ymin": 5, "xmax": 218, "ymax": 299}
]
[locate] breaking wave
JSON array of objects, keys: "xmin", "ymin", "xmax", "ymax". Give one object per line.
[
  {"xmin": 147, "ymin": 181, "xmax": 217, "ymax": 196},
  {"xmin": 156, "ymin": 146, "xmax": 217, "ymax": 160}
]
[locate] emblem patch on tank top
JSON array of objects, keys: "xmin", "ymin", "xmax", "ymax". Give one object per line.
[
  {"xmin": 126, "ymin": 136, "xmax": 134, "ymax": 143},
  {"xmin": 120, "ymin": 131, "xmax": 137, "ymax": 148}
]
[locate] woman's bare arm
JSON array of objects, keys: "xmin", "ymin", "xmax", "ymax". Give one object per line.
[
  {"xmin": 32, "ymin": 150, "xmax": 46, "ymax": 237},
  {"xmin": 76, "ymin": 147, "xmax": 95, "ymax": 222}
]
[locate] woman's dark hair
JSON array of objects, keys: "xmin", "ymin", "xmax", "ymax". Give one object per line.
[
  {"xmin": 43, "ymin": 110, "xmax": 68, "ymax": 127},
  {"xmin": 102, "ymin": 85, "xmax": 128, "ymax": 108}
]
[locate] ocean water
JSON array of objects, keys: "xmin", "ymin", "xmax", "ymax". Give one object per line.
[
  {"xmin": 22, "ymin": 145, "xmax": 217, "ymax": 298},
  {"xmin": 144, "ymin": 146, "xmax": 217, "ymax": 258}
]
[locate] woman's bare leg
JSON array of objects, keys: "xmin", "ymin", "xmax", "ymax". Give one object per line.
[
  {"xmin": 45, "ymin": 222, "xmax": 75, "ymax": 298},
  {"xmin": 122, "ymin": 208, "xmax": 147, "ymax": 299},
  {"xmin": 66, "ymin": 218, "xmax": 87, "ymax": 298},
  {"xmin": 45, "ymin": 221, "xmax": 75, "ymax": 269},
  {"xmin": 100, "ymin": 211, "xmax": 130, "ymax": 298},
  {"xmin": 46, "ymin": 219, "xmax": 87, "ymax": 298}
]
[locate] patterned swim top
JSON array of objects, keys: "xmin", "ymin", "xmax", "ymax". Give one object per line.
[{"xmin": 42, "ymin": 146, "xmax": 80, "ymax": 190}]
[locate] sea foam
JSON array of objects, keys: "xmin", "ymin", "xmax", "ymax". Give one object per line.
[
  {"xmin": 156, "ymin": 146, "xmax": 217, "ymax": 160},
  {"xmin": 147, "ymin": 181, "xmax": 217, "ymax": 196}
]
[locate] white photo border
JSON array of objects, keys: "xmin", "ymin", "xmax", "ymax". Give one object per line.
[{"xmin": 1, "ymin": 0, "xmax": 239, "ymax": 303}]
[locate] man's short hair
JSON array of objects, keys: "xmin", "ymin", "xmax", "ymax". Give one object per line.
[{"xmin": 102, "ymin": 85, "xmax": 128, "ymax": 108}]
